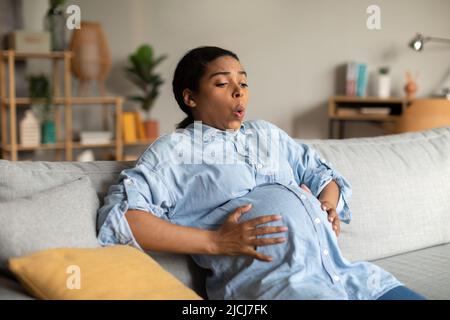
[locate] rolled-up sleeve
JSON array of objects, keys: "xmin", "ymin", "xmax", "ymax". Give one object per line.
[
  {"xmin": 295, "ymin": 142, "xmax": 353, "ymax": 224},
  {"xmin": 96, "ymin": 163, "xmax": 174, "ymax": 250},
  {"xmin": 265, "ymin": 120, "xmax": 353, "ymax": 224}
]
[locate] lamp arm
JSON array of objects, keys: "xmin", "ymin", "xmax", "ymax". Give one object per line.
[{"xmin": 427, "ymin": 36, "xmax": 450, "ymax": 44}]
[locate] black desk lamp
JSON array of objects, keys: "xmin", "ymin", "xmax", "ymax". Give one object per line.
[{"xmin": 409, "ymin": 33, "xmax": 450, "ymax": 51}]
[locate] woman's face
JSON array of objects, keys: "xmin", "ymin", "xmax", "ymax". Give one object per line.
[{"xmin": 184, "ymin": 56, "xmax": 249, "ymax": 131}]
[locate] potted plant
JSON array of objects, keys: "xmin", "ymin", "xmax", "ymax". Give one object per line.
[
  {"xmin": 126, "ymin": 44, "xmax": 167, "ymax": 139},
  {"xmin": 377, "ymin": 66, "xmax": 391, "ymax": 98},
  {"xmin": 28, "ymin": 74, "xmax": 56, "ymax": 144},
  {"xmin": 45, "ymin": 0, "xmax": 66, "ymax": 51}
]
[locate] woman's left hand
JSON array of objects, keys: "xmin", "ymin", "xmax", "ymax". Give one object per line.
[{"xmin": 300, "ymin": 184, "xmax": 340, "ymax": 237}]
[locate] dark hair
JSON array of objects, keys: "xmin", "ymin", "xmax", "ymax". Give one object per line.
[{"xmin": 172, "ymin": 46, "xmax": 239, "ymax": 129}]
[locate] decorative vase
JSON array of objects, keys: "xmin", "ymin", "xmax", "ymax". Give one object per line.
[
  {"xmin": 45, "ymin": 8, "xmax": 66, "ymax": 51},
  {"xmin": 69, "ymin": 21, "xmax": 112, "ymax": 96},
  {"xmin": 42, "ymin": 120, "xmax": 56, "ymax": 144},
  {"xmin": 404, "ymin": 71, "xmax": 418, "ymax": 99},
  {"xmin": 19, "ymin": 110, "xmax": 41, "ymax": 147},
  {"xmin": 144, "ymin": 119, "xmax": 159, "ymax": 139},
  {"xmin": 377, "ymin": 74, "xmax": 391, "ymax": 98}
]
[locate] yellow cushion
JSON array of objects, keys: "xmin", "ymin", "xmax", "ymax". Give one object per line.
[{"xmin": 8, "ymin": 245, "xmax": 202, "ymax": 300}]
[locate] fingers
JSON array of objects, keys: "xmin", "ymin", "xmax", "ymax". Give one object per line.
[
  {"xmin": 244, "ymin": 236, "xmax": 288, "ymax": 261},
  {"xmin": 326, "ymin": 208, "xmax": 338, "ymax": 223},
  {"xmin": 251, "ymin": 237, "xmax": 287, "ymax": 246},
  {"xmin": 321, "ymin": 202, "xmax": 337, "ymax": 222},
  {"xmin": 320, "ymin": 201, "xmax": 340, "ymax": 237},
  {"xmin": 229, "ymin": 203, "xmax": 252, "ymax": 222},
  {"xmin": 332, "ymin": 217, "xmax": 341, "ymax": 237},
  {"xmin": 247, "ymin": 249, "xmax": 273, "ymax": 262},
  {"xmin": 244, "ymin": 214, "xmax": 282, "ymax": 228},
  {"xmin": 249, "ymin": 226, "xmax": 288, "ymax": 236}
]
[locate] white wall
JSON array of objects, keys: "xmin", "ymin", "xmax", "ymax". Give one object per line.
[{"xmin": 24, "ymin": 0, "xmax": 450, "ymax": 139}]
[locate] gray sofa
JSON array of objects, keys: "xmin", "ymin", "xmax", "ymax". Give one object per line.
[{"xmin": 1, "ymin": 126, "xmax": 449, "ymax": 300}]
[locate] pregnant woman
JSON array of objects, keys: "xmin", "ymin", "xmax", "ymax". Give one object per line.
[{"xmin": 97, "ymin": 46, "xmax": 425, "ymax": 300}]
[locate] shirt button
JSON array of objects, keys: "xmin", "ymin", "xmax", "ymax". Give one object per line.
[
  {"xmin": 125, "ymin": 178, "xmax": 132, "ymax": 185},
  {"xmin": 314, "ymin": 218, "xmax": 321, "ymax": 224},
  {"xmin": 333, "ymin": 275, "xmax": 340, "ymax": 282},
  {"xmin": 300, "ymin": 194, "xmax": 306, "ymax": 200},
  {"xmin": 323, "ymin": 249, "xmax": 329, "ymax": 256},
  {"xmin": 256, "ymin": 163, "xmax": 263, "ymax": 169}
]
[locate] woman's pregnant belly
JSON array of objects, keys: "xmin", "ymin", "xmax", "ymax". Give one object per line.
[{"xmin": 190, "ymin": 183, "xmax": 334, "ymax": 299}]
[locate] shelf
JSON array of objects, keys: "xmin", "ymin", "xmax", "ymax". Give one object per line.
[
  {"xmin": 332, "ymin": 95, "xmax": 407, "ymax": 104},
  {"xmin": 328, "ymin": 95, "xmax": 407, "ymax": 139},
  {"xmin": 72, "ymin": 142, "xmax": 116, "ymax": 149},
  {"xmin": 1, "ymin": 139, "xmax": 156, "ymax": 152},
  {"xmin": 2, "ymin": 96, "xmax": 122, "ymax": 106},
  {"xmin": 1, "ymin": 50, "xmax": 73, "ymax": 60},
  {"xmin": 71, "ymin": 139, "xmax": 156, "ymax": 148},
  {"xmin": 1, "ymin": 142, "xmax": 66, "ymax": 151},
  {"xmin": 0, "ymin": 49, "xmax": 140, "ymax": 161},
  {"xmin": 330, "ymin": 114, "xmax": 400, "ymax": 121}
]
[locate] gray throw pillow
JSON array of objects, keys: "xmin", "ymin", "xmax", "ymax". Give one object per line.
[{"xmin": 0, "ymin": 176, "xmax": 100, "ymax": 269}]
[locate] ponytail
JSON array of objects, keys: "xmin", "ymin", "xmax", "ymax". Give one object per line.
[{"xmin": 176, "ymin": 114, "xmax": 194, "ymax": 129}]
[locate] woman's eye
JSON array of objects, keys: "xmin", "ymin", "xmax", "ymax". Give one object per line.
[
  {"xmin": 240, "ymin": 83, "xmax": 248, "ymax": 88},
  {"xmin": 216, "ymin": 83, "xmax": 227, "ymax": 87}
]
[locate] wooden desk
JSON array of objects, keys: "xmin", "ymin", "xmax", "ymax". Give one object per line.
[
  {"xmin": 393, "ymin": 99, "xmax": 450, "ymax": 133},
  {"xmin": 328, "ymin": 96, "xmax": 407, "ymax": 139}
]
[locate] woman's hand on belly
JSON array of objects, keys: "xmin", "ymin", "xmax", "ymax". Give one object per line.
[
  {"xmin": 301, "ymin": 184, "xmax": 340, "ymax": 237},
  {"xmin": 209, "ymin": 204, "xmax": 289, "ymax": 262}
]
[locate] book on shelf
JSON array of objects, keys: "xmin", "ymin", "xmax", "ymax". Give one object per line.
[
  {"xmin": 133, "ymin": 111, "xmax": 146, "ymax": 140},
  {"xmin": 122, "ymin": 111, "xmax": 148, "ymax": 143},
  {"xmin": 345, "ymin": 61, "xmax": 368, "ymax": 97},
  {"xmin": 122, "ymin": 112, "xmax": 138, "ymax": 143}
]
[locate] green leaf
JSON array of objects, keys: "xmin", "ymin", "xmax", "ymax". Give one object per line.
[{"xmin": 125, "ymin": 44, "xmax": 167, "ymax": 111}]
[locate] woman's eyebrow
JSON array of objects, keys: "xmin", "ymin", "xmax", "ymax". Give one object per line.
[{"xmin": 209, "ymin": 71, "xmax": 247, "ymax": 79}]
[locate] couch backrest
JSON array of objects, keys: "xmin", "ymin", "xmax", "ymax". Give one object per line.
[{"xmin": 299, "ymin": 126, "xmax": 450, "ymax": 261}]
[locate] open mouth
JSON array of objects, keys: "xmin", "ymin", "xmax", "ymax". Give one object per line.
[{"xmin": 233, "ymin": 105, "xmax": 246, "ymax": 118}]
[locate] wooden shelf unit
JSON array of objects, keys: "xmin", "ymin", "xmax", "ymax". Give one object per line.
[
  {"xmin": 0, "ymin": 50, "xmax": 155, "ymax": 161},
  {"xmin": 328, "ymin": 95, "xmax": 409, "ymax": 139}
]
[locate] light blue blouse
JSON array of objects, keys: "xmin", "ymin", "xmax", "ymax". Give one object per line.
[{"xmin": 97, "ymin": 119, "xmax": 402, "ymax": 300}]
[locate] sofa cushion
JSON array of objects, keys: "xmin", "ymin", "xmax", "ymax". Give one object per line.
[
  {"xmin": 0, "ymin": 176, "xmax": 100, "ymax": 269},
  {"xmin": 373, "ymin": 243, "xmax": 450, "ymax": 300},
  {"xmin": 8, "ymin": 245, "xmax": 202, "ymax": 300},
  {"xmin": 299, "ymin": 126, "xmax": 450, "ymax": 261},
  {"xmin": 0, "ymin": 159, "xmax": 207, "ymax": 295},
  {"xmin": 0, "ymin": 160, "xmax": 135, "ymax": 206}
]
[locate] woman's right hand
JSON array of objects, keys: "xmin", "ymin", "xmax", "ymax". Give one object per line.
[{"xmin": 209, "ymin": 204, "xmax": 288, "ymax": 262}]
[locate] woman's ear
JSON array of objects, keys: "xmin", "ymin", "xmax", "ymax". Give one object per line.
[{"xmin": 182, "ymin": 89, "xmax": 196, "ymax": 108}]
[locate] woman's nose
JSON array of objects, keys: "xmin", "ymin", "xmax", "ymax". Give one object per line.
[{"xmin": 233, "ymin": 86, "xmax": 243, "ymax": 98}]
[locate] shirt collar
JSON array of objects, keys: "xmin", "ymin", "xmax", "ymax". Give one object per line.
[{"xmin": 185, "ymin": 121, "xmax": 251, "ymax": 142}]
